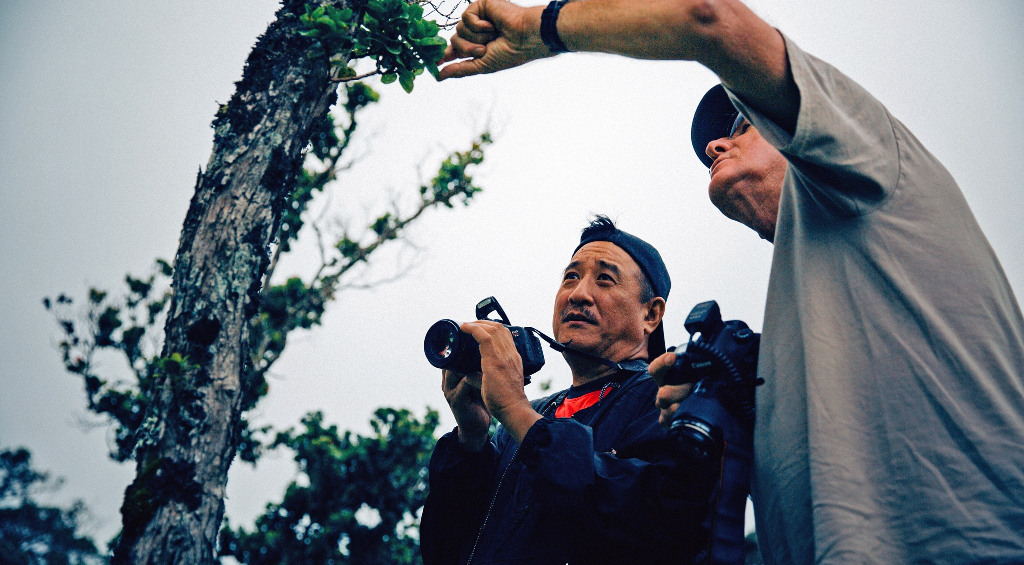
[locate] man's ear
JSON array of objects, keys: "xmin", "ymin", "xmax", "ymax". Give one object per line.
[{"xmin": 644, "ymin": 297, "xmax": 666, "ymax": 334}]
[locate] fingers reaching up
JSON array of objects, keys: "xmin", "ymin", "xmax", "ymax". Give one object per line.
[{"xmin": 439, "ymin": 0, "xmax": 552, "ymax": 80}]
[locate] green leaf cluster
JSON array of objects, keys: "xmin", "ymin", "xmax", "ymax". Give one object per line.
[
  {"xmin": 300, "ymin": 0, "xmax": 447, "ymax": 92},
  {"xmin": 343, "ymin": 81, "xmax": 380, "ymax": 113},
  {"xmin": 423, "ymin": 132, "xmax": 491, "ymax": 207},
  {"xmin": 219, "ymin": 408, "xmax": 439, "ymax": 564}
]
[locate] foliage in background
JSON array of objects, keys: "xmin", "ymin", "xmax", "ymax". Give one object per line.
[
  {"xmin": 45, "ymin": 82, "xmax": 488, "ymax": 465},
  {"xmin": 0, "ymin": 448, "xmax": 103, "ymax": 564},
  {"xmin": 220, "ymin": 408, "xmax": 439, "ymax": 564}
]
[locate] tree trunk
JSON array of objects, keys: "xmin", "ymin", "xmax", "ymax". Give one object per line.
[{"xmin": 114, "ymin": 2, "xmax": 345, "ymax": 562}]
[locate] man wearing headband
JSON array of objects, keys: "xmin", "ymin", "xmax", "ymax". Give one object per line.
[
  {"xmin": 438, "ymin": 1, "xmax": 1024, "ymax": 563},
  {"xmin": 420, "ymin": 216, "xmax": 716, "ymax": 564}
]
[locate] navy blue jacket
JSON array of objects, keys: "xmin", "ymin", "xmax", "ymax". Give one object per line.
[{"xmin": 420, "ymin": 364, "xmax": 715, "ymax": 565}]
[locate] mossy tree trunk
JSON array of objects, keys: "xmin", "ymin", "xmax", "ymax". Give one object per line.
[{"xmin": 114, "ymin": 1, "xmax": 348, "ymax": 562}]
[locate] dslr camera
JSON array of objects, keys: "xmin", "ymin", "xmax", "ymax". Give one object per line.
[
  {"xmin": 423, "ymin": 297, "xmax": 545, "ymax": 384},
  {"xmin": 661, "ymin": 300, "xmax": 761, "ymax": 565}
]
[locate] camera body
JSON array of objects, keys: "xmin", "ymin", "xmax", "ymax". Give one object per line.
[
  {"xmin": 424, "ymin": 297, "xmax": 545, "ymax": 384},
  {"xmin": 663, "ymin": 300, "xmax": 761, "ymax": 565}
]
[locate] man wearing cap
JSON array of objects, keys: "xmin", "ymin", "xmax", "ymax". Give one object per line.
[
  {"xmin": 420, "ymin": 216, "xmax": 718, "ymax": 564},
  {"xmin": 436, "ymin": 1, "xmax": 1024, "ymax": 563}
]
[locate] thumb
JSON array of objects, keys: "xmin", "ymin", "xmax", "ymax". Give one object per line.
[{"xmin": 439, "ymin": 58, "xmax": 493, "ymax": 80}]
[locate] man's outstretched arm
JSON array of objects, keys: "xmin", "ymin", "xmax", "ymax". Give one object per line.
[{"xmin": 440, "ymin": 0, "xmax": 798, "ymax": 133}]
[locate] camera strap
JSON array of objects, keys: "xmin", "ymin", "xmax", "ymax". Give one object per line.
[{"xmin": 525, "ymin": 327, "xmax": 628, "ymax": 372}]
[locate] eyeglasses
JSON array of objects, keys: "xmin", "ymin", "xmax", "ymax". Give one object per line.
[{"xmin": 728, "ymin": 113, "xmax": 748, "ymax": 138}]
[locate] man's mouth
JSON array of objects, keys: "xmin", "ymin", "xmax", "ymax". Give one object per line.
[
  {"xmin": 562, "ymin": 311, "xmax": 597, "ymax": 325},
  {"xmin": 709, "ymin": 157, "xmax": 726, "ymax": 178}
]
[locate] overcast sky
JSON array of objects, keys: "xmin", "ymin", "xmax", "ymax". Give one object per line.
[{"xmin": 1, "ymin": 0, "xmax": 1022, "ymax": 550}]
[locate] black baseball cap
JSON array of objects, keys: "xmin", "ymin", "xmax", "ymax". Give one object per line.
[
  {"xmin": 574, "ymin": 217, "xmax": 671, "ymax": 357},
  {"xmin": 690, "ymin": 84, "xmax": 741, "ymax": 168}
]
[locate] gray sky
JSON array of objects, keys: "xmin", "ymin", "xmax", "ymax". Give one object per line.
[{"xmin": 2, "ymin": 0, "xmax": 1022, "ymax": 550}]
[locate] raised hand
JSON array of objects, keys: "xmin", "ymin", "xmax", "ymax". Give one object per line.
[
  {"xmin": 442, "ymin": 369, "xmax": 492, "ymax": 451},
  {"xmin": 439, "ymin": 0, "xmax": 552, "ymax": 80},
  {"xmin": 459, "ymin": 320, "xmax": 543, "ymax": 443}
]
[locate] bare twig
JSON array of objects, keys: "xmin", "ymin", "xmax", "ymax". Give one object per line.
[{"xmin": 330, "ymin": 69, "xmax": 382, "ymax": 83}]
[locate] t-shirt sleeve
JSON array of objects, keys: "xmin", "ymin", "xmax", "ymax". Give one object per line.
[{"xmin": 726, "ymin": 33, "xmax": 902, "ymax": 217}]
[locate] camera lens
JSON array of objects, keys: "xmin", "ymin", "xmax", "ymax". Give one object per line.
[
  {"xmin": 670, "ymin": 416, "xmax": 722, "ymax": 460},
  {"xmin": 424, "ymin": 319, "xmax": 481, "ymax": 373},
  {"xmin": 426, "ymin": 320, "xmax": 460, "ymax": 362}
]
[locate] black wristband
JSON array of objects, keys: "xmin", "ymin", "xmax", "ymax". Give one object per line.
[{"xmin": 540, "ymin": 0, "xmax": 570, "ymax": 54}]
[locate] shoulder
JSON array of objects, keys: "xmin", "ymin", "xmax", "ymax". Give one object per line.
[
  {"xmin": 617, "ymin": 369, "xmax": 659, "ymax": 399},
  {"xmin": 732, "ymin": 34, "xmax": 904, "ymax": 214}
]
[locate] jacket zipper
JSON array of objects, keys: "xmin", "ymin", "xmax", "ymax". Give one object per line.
[
  {"xmin": 465, "ymin": 394, "xmax": 563, "ymax": 565},
  {"xmin": 465, "ymin": 443, "xmax": 521, "ymax": 565}
]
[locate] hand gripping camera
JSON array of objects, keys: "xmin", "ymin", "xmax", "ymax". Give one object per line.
[
  {"xmin": 423, "ymin": 297, "xmax": 545, "ymax": 384},
  {"xmin": 661, "ymin": 300, "xmax": 762, "ymax": 565}
]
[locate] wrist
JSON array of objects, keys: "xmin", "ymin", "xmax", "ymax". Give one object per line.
[
  {"xmin": 456, "ymin": 426, "xmax": 489, "ymax": 452},
  {"xmin": 519, "ymin": 5, "xmax": 552, "ymax": 61},
  {"xmin": 495, "ymin": 401, "xmax": 543, "ymax": 444}
]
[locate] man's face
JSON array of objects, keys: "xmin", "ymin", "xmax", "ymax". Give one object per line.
[
  {"xmin": 552, "ymin": 241, "xmax": 660, "ymax": 362},
  {"xmin": 705, "ymin": 119, "xmax": 787, "ymax": 242}
]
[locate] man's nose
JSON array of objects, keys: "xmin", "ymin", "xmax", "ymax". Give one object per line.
[
  {"xmin": 706, "ymin": 137, "xmax": 731, "ymax": 163},
  {"xmin": 567, "ymin": 277, "xmax": 595, "ymax": 304}
]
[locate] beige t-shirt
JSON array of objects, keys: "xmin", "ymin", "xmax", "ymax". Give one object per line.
[{"xmin": 729, "ymin": 36, "xmax": 1024, "ymax": 564}]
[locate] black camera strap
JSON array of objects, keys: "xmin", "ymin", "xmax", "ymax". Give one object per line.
[{"xmin": 525, "ymin": 327, "xmax": 628, "ymax": 372}]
